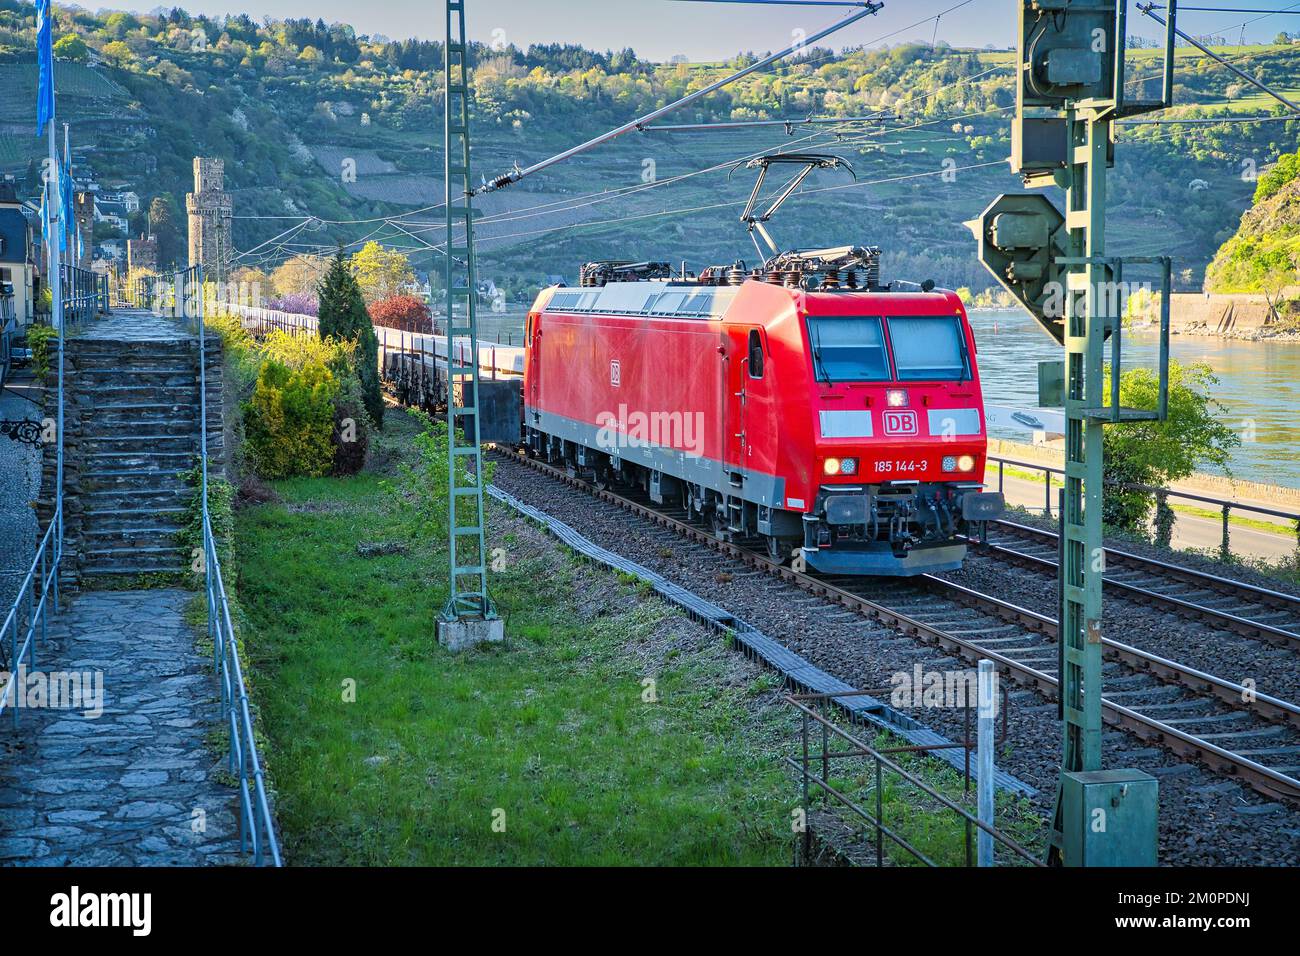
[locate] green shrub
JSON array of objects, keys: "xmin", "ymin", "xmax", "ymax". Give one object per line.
[
  {"xmin": 331, "ymin": 370, "xmax": 371, "ymax": 475},
  {"xmin": 383, "ymin": 411, "xmax": 492, "ymax": 542},
  {"xmin": 1254, "ymin": 150, "xmax": 1300, "ymax": 204},
  {"xmin": 1101, "ymin": 361, "xmax": 1240, "ymax": 532},
  {"xmin": 242, "ymin": 358, "xmax": 338, "ymax": 479},
  {"xmin": 26, "ymin": 324, "xmax": 58, "ymax": 379},
  {"xmin": 177, "ymin": 465, "xmax": 236, "ymax": 581},
  {"xmin": 209, "ymin": 317, "xmax": 374, "ymax": 478}
]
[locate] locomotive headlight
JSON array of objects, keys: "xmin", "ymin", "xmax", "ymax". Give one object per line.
[
  {"xmin": 957, "ymin": 454, "xmax": 976, "ymax": 472},
  {"xmin": 942, "ymin": 455, "xmax": 957, "ymax": 472},
  {"xmin": 886, "ymin": 389, "xmax": 909, "ymax": 408},
  {"xmin": 823, "ymin": 457, "xmax": 841, "ymax": 475},
  {"xmin": 823, "ymin": 457, "xmax": 858, "ymax": 476}
]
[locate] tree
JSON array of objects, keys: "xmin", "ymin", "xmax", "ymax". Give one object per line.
[
  {"xmin": 350, "ymin": 241, "xmax": 414, "ymax": 304},
  {"xmin": 1101, "ymin": 361, "xmax": 1241, "ymax": 532},
  {"xmin": 369, "ymin": 294, "xmax": 432, "ymax": 332},
  {"xmin": 147, "ymin": 195, "xmax": 184, "ymax": 268},
  {"xmin": 270, "ymin": 255, "xmax": 329, "ymax": 298},
  {"xmin": 318, "ymin": 252, "xmax": 384, "ymax": 428},
  {"xmin": 101, "ymin": 41, "xmax": 134, "ymax": 67},
  {"xmin": 52, "ymin": 35, "xmax": 88, "ymax": 61}
]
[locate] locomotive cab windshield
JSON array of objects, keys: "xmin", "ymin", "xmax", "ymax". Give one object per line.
[{"xmin": 805, "ymin": 313, "xmax": 971, "ymax": 383}]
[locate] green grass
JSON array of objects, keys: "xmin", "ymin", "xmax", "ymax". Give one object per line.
[
  {"xmin": 234, "ymin": 413, "xmax": 801, "ymax": 865},
  {"xmin": 231, "ymin": 408, "xmax": 1047, "ymax": 865}
]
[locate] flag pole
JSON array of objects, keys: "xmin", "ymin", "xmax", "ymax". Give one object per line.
[{"xmin": 47, "ymin": 59, "xmax": 64, "ymax": 578}]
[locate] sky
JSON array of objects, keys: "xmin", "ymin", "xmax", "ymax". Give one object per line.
[{"xmin": 104, "ymin": 0, "xmax": 1300, "ymax": 62}]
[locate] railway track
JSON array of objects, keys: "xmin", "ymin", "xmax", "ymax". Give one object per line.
[
  {"xmin": 490, "ymin": 446, "xmax": 1300, "ymax": 806},
  {"xmin": 972, "ymin": 518, "xmax": 1300, "ymax": 651}
]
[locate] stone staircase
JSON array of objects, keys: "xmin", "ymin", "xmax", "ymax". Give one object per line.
[{"xmin": 48, "ymin": 312, "xmax": 223, "ymax": 587}]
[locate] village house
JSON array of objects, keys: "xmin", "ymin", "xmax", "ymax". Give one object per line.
[{"xmin": 0, "ymin": 181, "xmax": 36, "ymax": 326}]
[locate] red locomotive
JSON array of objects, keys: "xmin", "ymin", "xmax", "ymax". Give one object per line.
[{"xmin": 521, "ymin": 155, "xmax": 1003, "ymax": 575}]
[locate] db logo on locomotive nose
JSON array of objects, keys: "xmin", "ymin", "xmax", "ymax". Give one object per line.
[
  {"xmin": 882, "ymin": 410, "xmax": 918, "ymax": 436},
  {"xmin": 610, "ymin": 360, "xmax": 621, "ymax": 387}
]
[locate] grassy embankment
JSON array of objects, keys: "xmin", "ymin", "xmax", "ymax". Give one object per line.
[{"xmin": 232, "ymin": 408, "xmax": 1044, "ymax": 865}]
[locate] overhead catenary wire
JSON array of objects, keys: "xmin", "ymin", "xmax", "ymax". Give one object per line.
[
  {"xmin": 469, "ymin": 159, "xmax": 1006, "ymax": 249},
  {"xmin": 402, "ymin": 103, "xmax": 1015, "ymax": 256},
  {"xmin": 475, "ymin": 2, "xmax": 884, "ymax": 193},
  {"xmin": 232, "ymin": 1, "xmax": 1005, "ymax": 263},
  {"xmin": 235, "ymin": 97, "xmax": 1013, "ymax": 267},
  {"xmin": 234, "ymin": 0, "xmax": 1290, "ymax": 271},
  {"xmin": 1138, "ymin": 3, "xmax": 1300, "ymax": 112}
]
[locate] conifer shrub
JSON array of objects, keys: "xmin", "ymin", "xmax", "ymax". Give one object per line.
[
  {"xmin": 242, "ymin": 358, "xmax": 338, "ymax": 479},
  {"xmin": 318, "ymin": 252, "xmax": 384, "ymax": 429}
]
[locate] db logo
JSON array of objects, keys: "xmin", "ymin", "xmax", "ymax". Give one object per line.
[
  {"xmin": 882, "ymin": 410, "xmax": 918, "ymax": 436},
  {"xmin": 610, "ymin": 359, "xmax": 621, "ymax": 387}
]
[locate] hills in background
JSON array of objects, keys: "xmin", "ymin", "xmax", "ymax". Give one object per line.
[
  {"xmin": 1205, "ymin": 148, "xmax": 1300, "ymax": 294},
  {"xmin": 0, "ymin": 3, "xmax": 1297, "ymax": 297}
]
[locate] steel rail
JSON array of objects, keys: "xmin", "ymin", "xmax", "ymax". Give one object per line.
[
  {"xmin": 491, "ymin": 446, "xmax": 1300, "ymax": 805},
  {"xmin": 914, "ymin": 573, "xmax": 1300, "ymax": 730},
  {"xmin": 977, "ymin": 519, "xmax": 1300, "ymax": 650}
]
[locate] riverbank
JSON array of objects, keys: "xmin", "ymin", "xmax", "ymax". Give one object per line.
[
  {"xmin": 1128, "ymin": 291, "xmax": 1300, "ymax": 342},
  {"xmin": 989, "ymin": 438, "xmax": 1300, "ymax": 514},
  {"xmin": 987, "ymin": 438, "xmax": 1300, "ymax": 571}
]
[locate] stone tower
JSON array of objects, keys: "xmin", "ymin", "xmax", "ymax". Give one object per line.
[
  {"xmin": 73, "ymin": 191, "xmax": 94, "ymax": 270},
  {"xmin": 126, "ymin": 234, "xmax": 158, "ymax": 273},
  {"xmin": 186, "ymin": 157, "xmax": 233, "ymax": 277}
]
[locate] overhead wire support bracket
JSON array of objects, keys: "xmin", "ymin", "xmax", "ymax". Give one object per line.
[
  {"xmin": 635, "ymin": 113, "xmax": 896, "ymax": 133},
  {"xmin": 474, "ymin": 1, "xmax": 882, "ymax": 194},
  {"xmin": 1137, "ymin": 2, "xmax": 1300, "ymax": 114}
]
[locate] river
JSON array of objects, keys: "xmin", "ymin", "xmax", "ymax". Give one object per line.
[{"xmin": 970, "ymin": 308, "xmax": 1300, "ymax": 490}]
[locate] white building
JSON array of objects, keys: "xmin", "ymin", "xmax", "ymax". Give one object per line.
[{"xmin": 0, "ymin": 182, "xmax": 36, "ymax": 326}]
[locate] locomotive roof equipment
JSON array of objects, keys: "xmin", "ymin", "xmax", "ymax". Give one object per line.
[{"xmin": 735, "ymin": 153, "xmax": 854, "ymax": 262}]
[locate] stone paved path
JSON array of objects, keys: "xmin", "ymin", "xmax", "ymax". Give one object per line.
[
  {"xmin": 0, "ymin": 589, "xmax": 243, "ymax": 866},
  {"xmin": 0, "ymin": 369, "xmax": 41, "ymax": 614}
]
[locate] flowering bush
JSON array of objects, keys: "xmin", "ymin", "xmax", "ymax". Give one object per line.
[
  {"xmin": 267, "ymin": 291, "xmax": 319, "ymax": 316},
  {"xmin": 369, "ymin": 294, "xmax": 432, "ymax": 333}
]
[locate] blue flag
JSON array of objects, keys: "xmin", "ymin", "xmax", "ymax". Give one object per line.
[
  {"xmin": 56, "ymin": 138, "xmax": 72, "ymax": 254},
  {"xmin": 39, "ymin": 179, "xmax": 49, "ymax": 254},
  {"xmin": 35, "ymin": 0, "xmax": 54, "ymax": 135}
]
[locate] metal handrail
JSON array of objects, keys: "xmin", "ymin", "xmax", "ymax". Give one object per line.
[
  {"xmin": 204, "ymin": 509, "xmax": 281, "ymax": 866},
  {"xmin": 59, "ymin": 264, "xmax": 108, "ymax": 324},
  {"xmin": 787, "ymin": 692, "xmax": 1043, "ymax": 867},
  {"xmin": 988, "ymin": 453, "xmax": 1300, "ymax": 554},
  {"xmin": 152, "ymin": 267, "xmax": 283, "ymax": 866},
  {"xmin": 0, "ymin": 296, "xmax": 15, "ymax": 389},
  {"xmin": 0, "ymin": 515, "xmax": 61, "ymax": 724}
]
